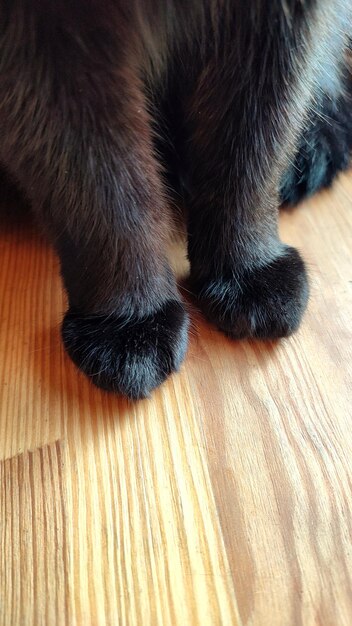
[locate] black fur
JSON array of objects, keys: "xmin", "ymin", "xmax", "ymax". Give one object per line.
[
  {"xmin": 0, "ymin": 0, "xmax": 351, "ymax": 398},
  {"xmin": 62, "ymin": 300, "xmax": 188, "ymax": 399},
  {"xmin": 191, "ymin": 247, "xmax": 309, "ymax": 339},
  {"xmin": 280, "ymin": 83, "xmax": 352, "ymax": 204}
]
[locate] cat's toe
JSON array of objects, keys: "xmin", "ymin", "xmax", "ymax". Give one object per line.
[
  {"xmin": 193, "ymin": 247, "xmax": 309, "ymax": 339},
  {"xmin": 62, "ymin": 300, "xmax": 189, "ymax": 399}
]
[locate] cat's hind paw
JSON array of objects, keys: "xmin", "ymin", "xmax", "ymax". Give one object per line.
[{"xmin": 280, "ymin": 92, "xmax": 352, "ymax": 205}]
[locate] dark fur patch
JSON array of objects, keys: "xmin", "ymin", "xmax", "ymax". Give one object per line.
[
  {"xmin": 191, "ymin": 247, "xmax": 309, "ymax": 339},
  {"xmin": 280, "ymin": 87, "xmax": 352, "ymax": 204},
  {"xmin": 1, "ymin": 1, "xmax": 351, "ymax": 396},
  {"xmin": 62, "ymin": 300, "xmax": 189, "ymax": 399}
]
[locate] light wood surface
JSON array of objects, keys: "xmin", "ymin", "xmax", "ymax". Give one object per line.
[{"xmin": 0, "ymin": 171, "xmax": 352, "ymax": 626}]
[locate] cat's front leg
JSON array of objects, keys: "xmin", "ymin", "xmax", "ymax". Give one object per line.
[
  {"xmin": 183, "ymin": 3, "xmax": 347, "ymax": 339},
  {"xmin": 0, "ymin": 6, "xmax": 188, "ymax": 398},
  {"xmin": 50, "ymin": 123, "xmax": 189, "ymax": 399},
  {"xmin": 54, "ymin": 124, "xmax": 189, "ymax": 399}
]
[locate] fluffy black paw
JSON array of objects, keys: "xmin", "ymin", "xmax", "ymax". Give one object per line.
[
  {"xmin": 193, "ymin": 247, "xmax": 309, "ymax": 339},
  {"xmin": 280, "ymin": 91, "xmax": 352, "ymax": 205},
  {"xmin": 62, "ymin": 300, "xmax": 189, "ymax": 399}
]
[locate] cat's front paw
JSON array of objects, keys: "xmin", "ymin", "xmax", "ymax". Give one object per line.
[
  {"xmin": 193, "ymin": 247, "xmax": 309, "ymax": 339},
  {"xmin": 62, "ymin": 300, "xmax": 189, "ymax": 399}
]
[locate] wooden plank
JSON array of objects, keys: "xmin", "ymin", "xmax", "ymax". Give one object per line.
[{"xmin": 0, "ymin": 172, "xmax": 351, "ymax": 625}]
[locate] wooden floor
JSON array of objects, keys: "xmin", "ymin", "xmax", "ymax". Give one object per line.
[{"xmin": 0, "ymin": 172, "xmax": 352, "ymax": 626}]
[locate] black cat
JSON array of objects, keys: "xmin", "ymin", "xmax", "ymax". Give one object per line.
[{"xmin": 1, "ymin": 1, "xmax": 351, "ymax": 398}]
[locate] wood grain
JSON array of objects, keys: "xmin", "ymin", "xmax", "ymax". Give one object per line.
[{"xmin": 0, "ymin": 172, "xmax": 352, "ymax": 626}]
